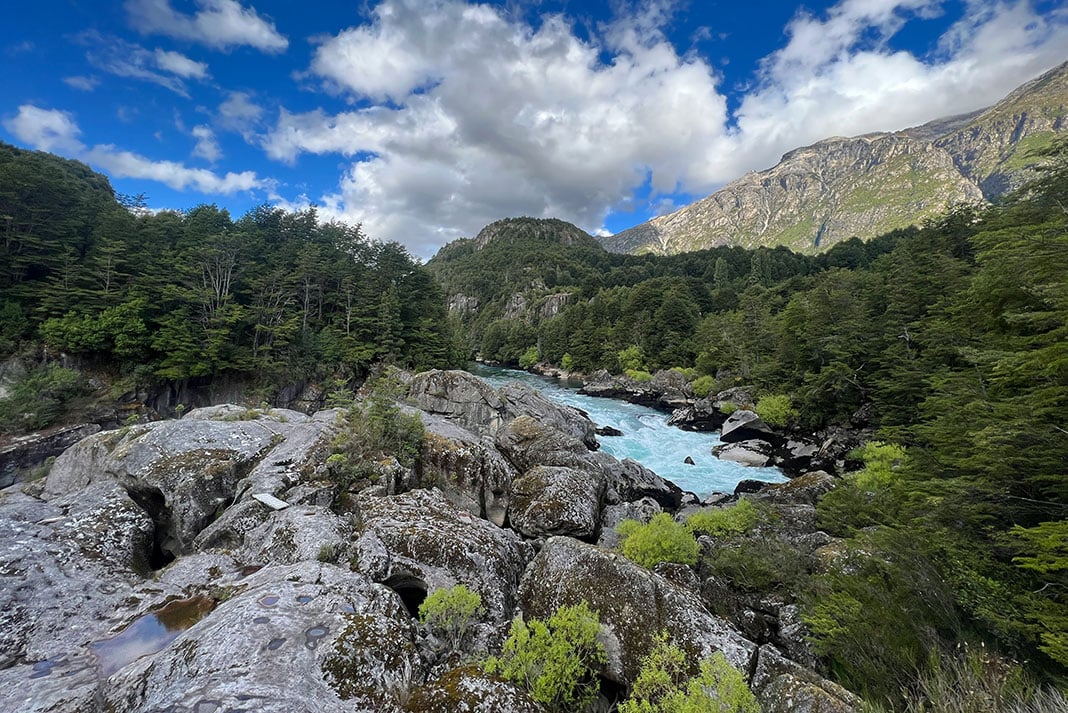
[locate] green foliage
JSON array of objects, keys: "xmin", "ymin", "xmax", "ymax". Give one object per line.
[
  {"xmin": 702, "ymin": 535, "xmax": 813, "ymax": 595},
  {"xmin": 484, "ymin": 601, "xmax": 607, "ymax": 712},
  {"xmin": 686, "ymin": 500, "xmax": 760, "ymax": 538},
  {"xmin": 0, "ymin": 363, "xmax": 85, "ymax": 433},
  {"xmin": 618, "ymin": 513, "xmax": 700, "ymax": 568},
  {"xmin": 817, "ymin": 441, "xmax": 909, "ymax": 537},
  {"xmin": 753, "ymin": 393, "xmax": 798, "ymax": 427},
  {"xmin": 691, "ymin": 375, "xmax": 717, "ymax": 398},
  {"xmin": 620, "ymin": 632, "xmax": 759, "ymax": 713},
  {"xmin": 518, "ymin": 345, "xmax": 540, "ymax": 370},
  {"xmin": 0, "ymin": 141, "xmax": 456, "ymax": 407},
  {"xmin": 327, "ymin": 373, "xmax": 425, "ymax": 488},
  {"xmin": 625, "ymin": 369, "xmax": 654, "ymax": 382},
  {"xmin": 560, "ymin": 352, "xmax": 574, "ymax": 371},
  {"xmin": 618, "ymin": 345, "xmax": 646, "ymax": 372},
  {"xmin": 419, "ymin": 584, "xmax": 484, "ymax": 652},
  {"xmin": 802, "ymin": 529, "xmax": 961, "ymax": 704}
]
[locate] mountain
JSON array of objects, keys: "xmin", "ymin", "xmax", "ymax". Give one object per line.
[{"xmin": 602, "ymin": 61, "xmax": 1068, "ymax": 255}]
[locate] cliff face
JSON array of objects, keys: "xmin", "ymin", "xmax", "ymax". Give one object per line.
[
  {"xmin": 602, "ymin": 61, "xmax": 1068, "ymax": 255},
  {"xmin": 932, "ymin": 62, "xmax": 1068, "ymax": 198}
]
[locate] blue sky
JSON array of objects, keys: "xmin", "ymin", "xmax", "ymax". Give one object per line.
[{"xmin": 2, "ymin": 1, "xmax": 1066, "ymax": 258}]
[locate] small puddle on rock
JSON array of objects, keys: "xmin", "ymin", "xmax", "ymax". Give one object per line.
[
  {"xmin": 304, "ymin": 625, "xmax": 329, "ymax": 649},
  {"xmin": 267, "ymin": 637, "xmax": 286, "ymax": 650},
  {"xmin": 296, "ymin": 595, "xmax": 313, "ymax": 604},
  {"xmin": 257, "ymin": 594, "xmax": 279, "ymax": 608},
  {"xmin": 90, "ymin": 595, "xmax": 215, "ymax": 676},
  {"xmin": 30, "ymin": 658, "xmax": 62, "ymax": 679}
]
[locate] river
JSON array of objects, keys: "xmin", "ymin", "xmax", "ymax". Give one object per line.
[{"xmin": 467, "ymin": 364, "xmax": 786, "ymax": 497}]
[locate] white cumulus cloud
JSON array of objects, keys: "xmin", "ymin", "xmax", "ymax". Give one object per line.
[
  {"xmin": 4, "ymin": 104, "xmax": 264, "ymax": 195},
  {"xmin": 153, "ymin": 49, "xmax": 210, "ymax": 79},
  {"xmin": 191, "ymin": 125, "xmax": 222, "ymax": 162},
  {"xmin": 125, "ymin": 0, "xmax": 288, "ymax": 53},
  {"xmin": 270, "ymin": 0, "xmax": 729, "ymax": 256},
  {"xmin": 2, "ymin": 105, "xmax": 83, "ymax": 153}
]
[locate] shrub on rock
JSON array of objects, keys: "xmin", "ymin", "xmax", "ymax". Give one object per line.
[{"xmin": 618, "ymin": 513, "xmax": 700, "ymax": 568}]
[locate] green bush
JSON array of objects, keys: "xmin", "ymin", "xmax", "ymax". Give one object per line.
[
  {"xmin": 802, "ymin": 529, "xmax": 960, "ymax": 705},
  {"xmin": 719, "ymin": 402, "xmax": 738, "ymax": 415},
  {"xmin": 817, "ymin": 441, "xmax": 908, "ymax": 536},
  {"xmin": 619, "ymin": 632, "xmax": 759, "ymax": 713},
  {"xmin": 618, "ymin": 513, "xmax": 700, "ymax": 568},
  {"xmin": 519, "ymin": 346, "xmax": 540, "ymax": 370},
  {"xmin": 327, "ymin": 373, "xmax": 425, "ymax": 488},
  {"xmin": 485, "ymin": 601, "xmax": 607, "ymax": 712},
  {"xmin": 560, "ymin": 353, "xmax": 575, "ymax": 371},
  {"xmin": 754, "ymin": 393, "xmax": 798, "ymax": 428},
  {"xmin": 0, "ymin": 363, "xmax": 85, "ymax": 433},
  {"xmin": 625, "ymin": 369, "xmax": 654, "ymax": 382},
  {"xmin": 691, "ymin": 375, "xmax": 717, "ymax": 398},
  {"xmin": 686, "ymin": 500, "xmax": 760, "ymax": 538},
  {"xmin": 419, "ymin": 584, "xmax": 484, "ymax": 652},
  {"xmin": 618, "ymin": 345, "xmax": 646, "ymax": 372},
  {"xmin": 702, "ymin": 536, "xmax": 813, "ymax": 594}
]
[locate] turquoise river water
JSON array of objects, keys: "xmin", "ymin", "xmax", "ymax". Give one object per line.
[{"xmin": 468, "ymin": 365, "xmax": 785, "ymax": 497}]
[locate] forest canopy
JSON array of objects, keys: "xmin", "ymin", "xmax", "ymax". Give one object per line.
[{"xmin": 0, "ymin": 142, "xmax": 457, "ymax": 393}]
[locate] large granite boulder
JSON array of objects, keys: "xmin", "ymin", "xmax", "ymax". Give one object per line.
[
  {"xmin": 418, "ymin": 412, "xmax": 518, "ymax": 526},
  {"xmin": 667, "ymin": 399, "xmax": 727, "ymax": 432},
  {"xmin": 408, "ymin": 370, "xmax": 596, "ymax": 448},
  {"xmin": 752, "ymin": 471, "xmax": 837, "ymax": 507},
  {"xmin": 510, "ymin": 465, "xmax": 604, "ymax": 540},
  {"xmin": 0, "ymin": 486, "xmax": 151, "ymax": 669},
  {"xmin": 102, "ymin": 562, "xmax": 423, "ymax": 713},
  {"xmin": 518, "ymin": 536, "xmax": 756, "ymax": 685},
  {"xmin": 409, "ymin": 370, "xmax": 508, "ymax": 436},
  {"xmin": 407, "ymin": 665, "xmax": 542, "ymax": 713},
  {"xmin": 713, "ymin": 439, "xmax": 775, "ymax": 467},
  {"xmin": 42, "ymin": 408, "xmax": 339, "ymax": 559},
  {"xmin": 238, "ymin": 505, "xmax": 354, "ymax": 566},
  {"xmin": 0, "ymin": 422, "xmax": 101, "ymax": 488},
  {"xmin": 498, "ymin": 383, "xmax": 597, "ymax": 448},
  {"xmin": 596, "ymin": 455, "xmax": 683, "ymax": 510},
  {"xmin": 752, "ymin": 644, "xmax": 862, "ymax": 713},
  {"xmin": 495, "ymin": 415, "xmax": 595, "ymax": 474},
  {"xmin": 579, "ymin": 369, "xmax": 692, "ymax": 410},
  {"xmin": 355, "ymin": 489, "xmax": 533, "ymax": 624},
  {"xmin": 719, "ymin": 410, "xmax": 778, "ymax": 444}
]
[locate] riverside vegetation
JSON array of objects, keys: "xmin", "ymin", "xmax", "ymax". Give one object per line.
[
  {"xmin": 428, "ymin": 143, "xmax": 1068, "ymax": 707},
  {"xmin": 0, "ymin": 135, "xmax": 1066, "ymax": 711}
]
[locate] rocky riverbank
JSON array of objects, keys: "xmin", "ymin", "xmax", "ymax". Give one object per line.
[
  {"xmin": 549, "ymin": 368, "xmax": 874, "ymax": 479},
  {"xmin": 1, "ymin": 369, "xmax": 861, "ymax": 712}
]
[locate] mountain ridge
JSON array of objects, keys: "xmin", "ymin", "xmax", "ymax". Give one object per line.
[{"xmin": 600, "ymin": 60, "xmax": 1068, "ymax": 255}]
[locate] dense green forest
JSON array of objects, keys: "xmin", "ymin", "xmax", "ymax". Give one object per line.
[
  {"xmin": 0, "ymin": 141, "xmax": 456, "ymax": 423},
  {"xmin": 431, "ymin": 154, "xmax": 1068, "ymax": 701}
]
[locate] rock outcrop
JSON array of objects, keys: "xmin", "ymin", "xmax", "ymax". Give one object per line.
[
  {"xmin": 0, "ymin": 368, "xmax": 863, "ymax": 713},
  {"xmin": 519, "ymin": 536, "xmax": 756, "ymax": 684}
]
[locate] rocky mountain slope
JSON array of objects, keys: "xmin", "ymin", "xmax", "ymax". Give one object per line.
[{"xmin": 602, "ymin": 60, "xmax": 1068, "ymax": 255}]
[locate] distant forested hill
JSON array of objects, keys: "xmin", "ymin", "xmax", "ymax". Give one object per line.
[{"xmin": 0, "ymin": 142, "xmax": 455, "ymax": 411}]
